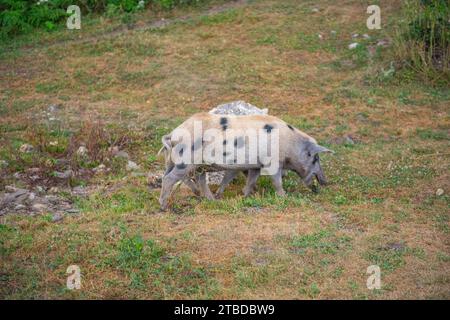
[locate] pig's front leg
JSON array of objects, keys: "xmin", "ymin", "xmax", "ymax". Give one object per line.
[
  {"xmin": 159, "ymin": 164, "xmax": 191, "ymax": 210},
  {"xmin": 243, "ymin": 169, "xmax": 260, "ymax": 197}
]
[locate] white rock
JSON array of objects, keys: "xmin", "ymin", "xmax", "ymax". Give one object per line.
[
  {"xmin": 311, "ymin": 8, "xmax": 319, "ymax": 13},
  {"xmin": 436, "ymin": 188, "xmax": 444, "ymax": 196},
  {"xmin": 54, "ymin": 170, "xmax": 73, "ymax": 179},
  {"xmin": 76, "ymin": 146, "xmax": 88, "ymax": 157},
  {"xmin": 93, "ymin": 164, "xmax": 106, "ymax": 173},
  {"xmin": 49, "ymin": 187, "xmax": 59, "ymax": 194},
  {"xmin": 32, "ymin": 203, "xmax": 47, "ymax": 212},
  {"xmin": 126, "ymin": 161, "xmax": 140, "ymax": 171},
  {"xmin": 363, "ymin": 33, "xmax": 370, "ymax": 39},
  {"xmin": 114, "ymin": 151, "xmax": 129, "ymax": 159},
  {"xmin": 49, "ymin": 141, "xmax": 58, "ymax": 146},
  {"xmin": 19, "ymin": 144, "xmax": 34, "ymax": 153},
  {"xmin": 348, "ymin": 42, "xmax": 359, "ymax": 50},
  {"xmin": 352, "ymin": 33, "xmax": 359, "ymax": 38}
]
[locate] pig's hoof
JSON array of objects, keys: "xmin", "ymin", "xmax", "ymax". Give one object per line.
[{"xmin": 311, "ymin": 184, "xmax": 319, "ymax": 194}]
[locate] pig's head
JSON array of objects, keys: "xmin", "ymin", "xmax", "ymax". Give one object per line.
[{"xmin": 287, "ymin": 140, "xmax": 333, "ymax": 189}]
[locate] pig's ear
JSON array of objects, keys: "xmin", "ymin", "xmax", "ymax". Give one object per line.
[{"xmin": 313, "ymin": 144, "xmax": 334, "ymax": 154}]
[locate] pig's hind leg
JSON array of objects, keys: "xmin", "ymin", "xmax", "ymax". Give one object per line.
[{"xmin": 215, "ymin": 170, "xmax": 240, "ymax": 198}]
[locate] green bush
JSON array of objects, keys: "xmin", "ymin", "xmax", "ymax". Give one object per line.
[
  {"xmin": 394, "ymin": 0, "xmax": 449, "ymax": 84},
  {"xmin": 0, "ymin": 0, "xmax": 204, "ymax": 38}
]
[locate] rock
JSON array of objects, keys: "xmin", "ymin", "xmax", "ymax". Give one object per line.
[
  {"xmin": 114, "ymin": 151, "xmax": 129, "ymax": 159},
  {"xmin": 19, "ymin": 144, "xmax": 34, "ymax": 153},
  {"xmin": 147, "ymin": 172, "xmax": 163, "ymax": 189},
  {"xmin": 311, "ymin": 8, "xmax": 319, "ymax": 13},
  {"xmin": 386, "ymin": 242, "xmax": 406, "ymax": 252},
  {"xmin": 352, "ymin": 33, "xmax": 359, "ymax": 38},
  {"xmin": 109, "ymin": 146, "xmax": 120, "ymax": 154},
  {"xmin": 330, "ymin": 30, "xmax": 337, "ymax": 35},
  {"xmin": 4, "ymin": 185, "xmax": 18, "ymax": 193},
  {"xmin": 93, "ymin": 164, "xmax": 106, "ymax": 173},
  {"xmin": 131, "ymin": 171, "xmax": 146, "ymax": 177},
  {"xmin": 436, "ymin": 188, "xmax": 444, "ymax": 196},
  {"xmin": 209, "ymin": 101, "xmax": 268, "ymax": 116},
  {"xmin": 72, "ymin": 186, "xmax": 87, "ymax": 196},
  {"xmin": 52, "ymin": 212, "xmax": 64, "ymax": 222},
  {"xmin": 14, "ymin": 204, "xmax": 26, "ymax": 210},
  {"xmin": 13, "ymin": 172, "xmax": 22, "ymax": 179},
  {"xmin": 362, "ymin": 33, "xmax": 370, "ymax": 39},
  {"xmin": 76, "ymin": 146, "xmax": 88, "ymax": 157},
  {"xmin": 49, "ymin": 187, "xmax": 59, "ymax": 194},
  {"xmin": 49, "ymin": 141, "xmax": 58, "ymax": 146},
  {"xmin": 318, "ymin": 34, "xmax": 323, "ymax": 40},
  {"xmin": 206, "ymin": 171, "xmax": 224, "ymax": 185},
  {"xmin": 32, "ymin": 203, "xmax": 47, "ymax": 212},
  {"xmin": 377, "ymin": 39, "xmax": 390, "ymax": 47},
  {"xmin": 53, "ymin": 170, "xmax": 73, "ymax": 179},
  {"xmin": 126, "ymin": 161, "xmax": 139, "ymax": 171},
  {"xmin": 1, "ymin": 188, "xmax": 29, "ymax": 206},
  {"xmin": 48, "ymin": 104, "xmax": 59, "ymax": 113},
  {"xmin": 348, "ymin": 42, "xmax": 359, "ymax": 50},
  {"xmin": 328, "ymin": 134, "xmax": 358, "ymax": 145},
  {"xmin": 65, "ymin": 208, "xmax": 80, "ymax": 214}
]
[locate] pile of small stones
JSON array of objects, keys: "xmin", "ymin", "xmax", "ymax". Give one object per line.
[
  {"xmin": 0, "ymin": 186, "xmax": 81, "ymax": 221},
  {"xmin": 207, "ymin": 101, "xmax": 268, "ymax": 185}
]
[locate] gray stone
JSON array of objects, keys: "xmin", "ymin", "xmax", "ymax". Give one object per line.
[
  {"xmin": 32, "ymin": 203, "xmax": 47, "ymax": 212},
  {"xmin": 53, "ymin": 170, "xmax": 73, "ymax": 179},
  {"xmin": 52, "ymin": 212, "xmax": 64, "ymax": 222},
  {"xmin": 93, "ymin": 164, "xmax": 106, "ymax": 173},
  {"xmin": 126, "ymin": 160, "xmax": 140, "ymax": 171},
  {"xmin": 19, "ymin": 144, "xmax": 34, "ymax": 153},
  {"xmin": 209, "ymin": 101, "xmax": 268, "ymax": 116},
  {"xmin": 114, "ymin": 151, "xmax": 129, "ymax": 159},
  {"xmin": 76, "ymin": 146, "xmax": 88, "ymax": 157}
]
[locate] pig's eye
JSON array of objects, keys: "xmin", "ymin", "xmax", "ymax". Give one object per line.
[{"xmin": 307, "ymin": 151, "xmax": 312, "ymax": 157}]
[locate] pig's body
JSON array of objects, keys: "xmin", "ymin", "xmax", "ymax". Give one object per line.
[{"xmin": 159, "ymin": 113, "xmax": 331, "ymax": 210}]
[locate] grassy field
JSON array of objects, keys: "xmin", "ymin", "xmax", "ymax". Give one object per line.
[{"xmin": 0, "ymin": 0, "xmax": 449, "ymax": 299}]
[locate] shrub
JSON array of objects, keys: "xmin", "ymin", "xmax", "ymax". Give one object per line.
[
  {"xmin": 393, "ymin": 0, "xmax": 449, "ymax": 84},
  {"xmin": 0, "ymin": 0, "xmax": 205, "ymax": 39}
]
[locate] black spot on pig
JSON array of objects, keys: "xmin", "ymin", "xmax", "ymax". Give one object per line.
[
  {"xmin": 220, "ymin": 117, "xmax": 228, "ymax": 131},
  {"xmin": 287, "ymin": 124, "xmax": 294, "ymax": 131},
  {"xmin": 263, "ymin": 124, "xmax": 274, "ymax": 133}
]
